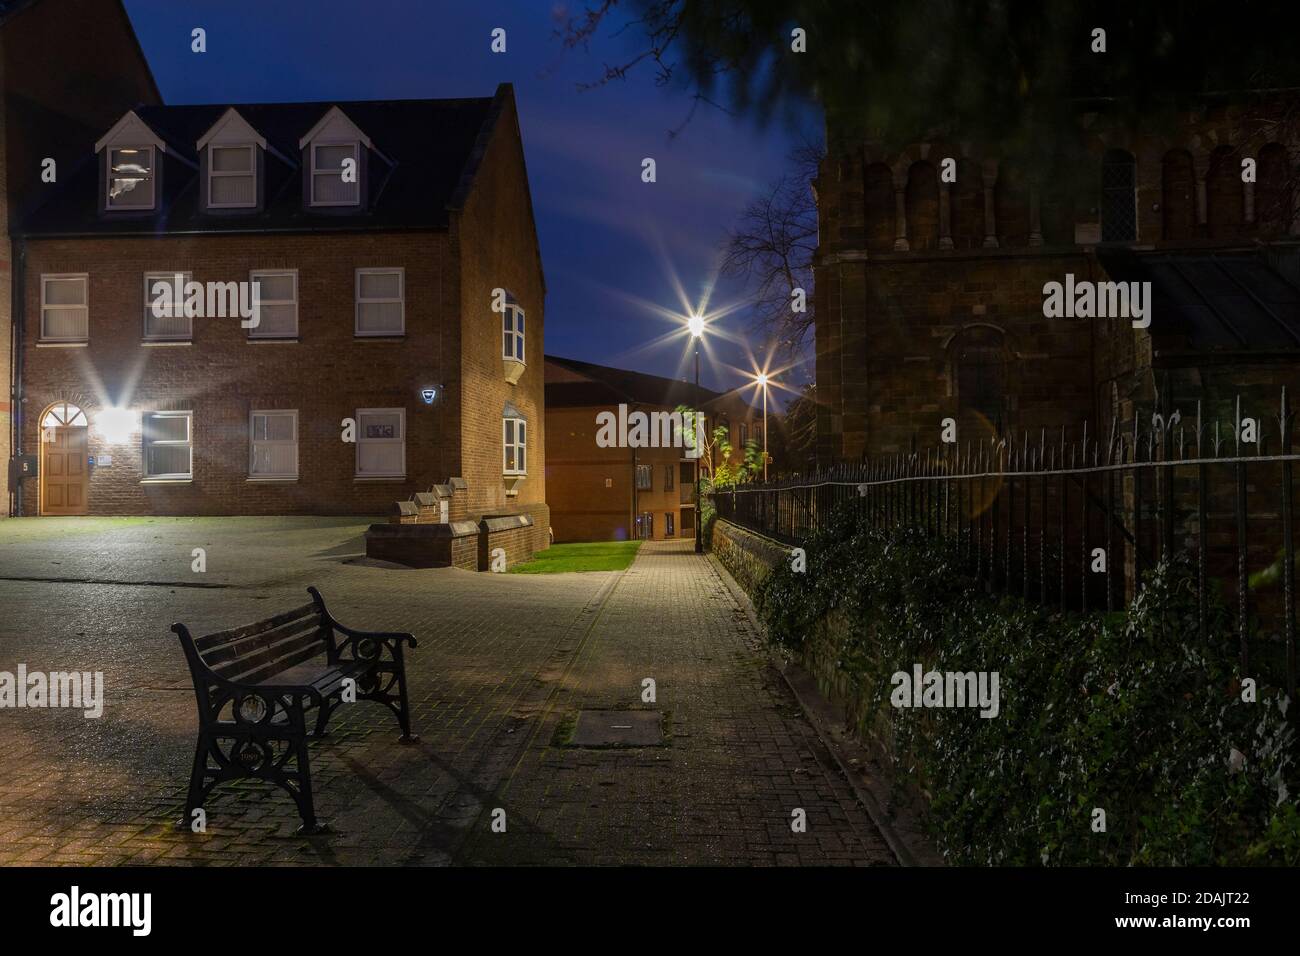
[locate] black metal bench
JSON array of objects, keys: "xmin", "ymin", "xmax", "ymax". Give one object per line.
[{"xmin": 172, "ymin": 586, "xmax": 417, "ymax": 833}]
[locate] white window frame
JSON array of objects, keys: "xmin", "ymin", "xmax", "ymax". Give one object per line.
[
  {"xmin": 40, "ymin": 273, "xmax": 89, "ymax": 343},
  {"xmin": 354, "ymin": 268, "xmax": 405, "ymax": 336},
  {"xmin": 310, "ymin": 141, "xmax": 360, "ymax": 207},
  {"xmin": 106, "ymin": 145, "xmax": 156, "ymax": 211},
  {"xmin": 355, "ymin": 407, "xmax": 405, "ymax": 478},
  {"xmin": 503, "ymin": 303, "xmax": 526, "ymax": 363},
  {"xmin": 142, "ymin": 410, "xmax": 193, "ymax": 480},
  {"xmin": 248, "ymin": 409, "xmax": 298, "ymax": 479},
  {"xmin": 207, "ymin": 144, "xmax": 257, "ymax": 209},
  {"xmin": 503, "ymin": 416, "xmax": 527, "ymax": 476},
  {"xmin": 247, "ymin": 269, "xmax": 299, "ymax": 339},
  {"xmin": 142, "ymin": 271, "xmax": 193, "ymax": 341}
]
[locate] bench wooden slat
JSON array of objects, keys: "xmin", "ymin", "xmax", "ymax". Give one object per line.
[
  {"xmin": 202, "ymin": 613, "xmax": 323, "ymax": 672},
  {"xmin": 236, "ymin": 641, "xmax": 333, "ymax": 687},
  {"xmin": 259, "ymin": 661, "xmax": 366, "ymax": 695},
  {"xmin": 193, "ymin": 601, "xmax": 318, "ymax": 651},
  {"xmin": 209, "ymin": 626, "xmax": 326, "ymax": 684}
]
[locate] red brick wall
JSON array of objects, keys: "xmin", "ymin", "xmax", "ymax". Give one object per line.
[
  {"xmin": 479, "ymin": 520, "xmax": 538, "ymax": 570},
  {"xmin": 545, "ymin": 404, "xmax": 696, "ymax": 543},
  {"xmin": 453, "ymin": 89, "xmax": 549, "ymax": 542},
  {"xmin": 17, "ymin": 231, "xmax": 462, "ymax": 515}
]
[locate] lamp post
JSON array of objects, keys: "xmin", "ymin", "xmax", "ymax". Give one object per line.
[
  {"xmin": 689, "ymin": 314, "xmax": 705, "ymax": 554},
  {"xmin": 755, "ymin": 372, "xmax": 769, "ymax": 482}
]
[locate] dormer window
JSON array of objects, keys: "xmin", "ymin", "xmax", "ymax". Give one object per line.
[
  {"xmin": 299, "ymin": 106, "xmax": 375, "ymax": 210},
  {"xmin": 197, "ymin": 108, "xmax": 267, "ymax": 213},
  {"xmin": 208, "ymin": 145, "xmax": 256, "ymax": 208},
  {"xmin": 310, "ymin": 142, "xmax": 360, "ymax": 206},
  {"xmin": 97, "ymin": 111, "xmax": 166, "ymax": 214},
  {"xmin": 107, "ymin": 146, "xmax": 155, "ymax": 209}
]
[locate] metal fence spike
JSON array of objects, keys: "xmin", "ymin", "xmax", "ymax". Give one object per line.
[{"xmin": 1235, "ymin": 395, "xmax": 1242, "ymax": 454}]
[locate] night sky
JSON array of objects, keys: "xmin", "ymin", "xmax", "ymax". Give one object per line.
[{"xmin": 122, "ymin": 0, "xmax": 820, "ymax": 402}]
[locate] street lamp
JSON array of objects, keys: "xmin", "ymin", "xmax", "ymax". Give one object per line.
[
  {"xmin": 755, "ymin": 372, "xmax": 769, "ymax": 482},
  {"xmin": 690, "ymin": 314, "xmax": 704, "ymax": 554}
]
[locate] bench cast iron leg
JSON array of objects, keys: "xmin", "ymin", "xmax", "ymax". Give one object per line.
[
  {"xmin": 177, "ymin": 734, "xmax": 211, "ymax": 830},
  {"xmin": 290, "ymin": 736, "xmax": 329, "ymax": 835},
  {"xmin": 395, "ymin": 665, "xmax": 418, "ymax": 743}
]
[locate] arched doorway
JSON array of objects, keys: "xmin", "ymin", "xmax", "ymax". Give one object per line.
[
  {"xmin": 39, "ymin": 402, "xmax": 89, "ymax": 515},
  {"xmin": 952, "ymin": 326, "xmax": 1007, "ymax": 437}
]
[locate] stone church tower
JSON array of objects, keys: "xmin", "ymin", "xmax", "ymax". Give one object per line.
[{"xmin": 813, "ymin": 98, "xmax": 1300, "ymax": 466}]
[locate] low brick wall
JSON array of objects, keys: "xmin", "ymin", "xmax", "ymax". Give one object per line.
[
  {"xmin": 711, "ymin": 518, "xmax": 921, "ymax": 777},
  {"xmin": 365, "ymin": 520, "xmax": 480, "ymax": 569},
  {"xmin": 710, "ymin": 518, "xmax": 791, "ymax": 596},
  {"xmin": 365, "ymin": 512, "xmax": 544, "ymax": 570},
  {"xmin": 477, "ymin": 514, "xmax": 537, "ymax": 570}
]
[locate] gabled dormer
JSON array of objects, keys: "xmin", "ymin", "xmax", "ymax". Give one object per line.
[
  {"xmin": 197, "ymin": 108, "xmax": 267, "ymax": 212},
  {"xmin": 298, "ymin": 106, "xmax": 374, "ymax": 210},
  {"xmin": 95, "ymin": 111, "xmax": 165, "ymax": 213}
]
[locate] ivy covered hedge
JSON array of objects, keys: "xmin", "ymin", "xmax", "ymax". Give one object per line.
[{"xmin": 754, "ymin": 504, "xmax": 1299, "ymax": 865}]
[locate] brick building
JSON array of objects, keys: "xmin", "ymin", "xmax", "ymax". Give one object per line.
[
  {"xmin": 2, "ymin": 0, "xmax": 159, "ymax": 513},
  {"xmin": 544, "ymin": 354, "xmax": 763, "ymax": 543},
  {"xmin": 814, "ymin": 98, "xmax": 1300, "ymax": 465},
  {"xmin": 12, "ymin": 84, "xmax": 549, "ymax": 553}
]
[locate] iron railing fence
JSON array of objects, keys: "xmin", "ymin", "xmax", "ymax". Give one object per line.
[{"xmin": 713, "ymin": 390, "xmax": 1299, "ymax": 698}]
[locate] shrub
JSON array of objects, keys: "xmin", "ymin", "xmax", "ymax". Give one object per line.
[{"xmin": 754, "ymin": 504, "xmax": 1299, "ymax": 865}]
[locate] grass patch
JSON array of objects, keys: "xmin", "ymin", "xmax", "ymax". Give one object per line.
[{"xmin": 509, "ymin": 540, "xmax": 642, "ymax": 574}]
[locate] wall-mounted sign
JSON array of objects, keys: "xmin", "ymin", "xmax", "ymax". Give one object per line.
[
  {"xmin": 8, "ymin": 455, "xmax": 37, "ymax": 483},
  {"xmin": 420, "ymin": 386, "xmax": 440, "ymax": 404},
  {"xmin": 99, "ymin": 454, "xmax": 113, "ymax": 467}
]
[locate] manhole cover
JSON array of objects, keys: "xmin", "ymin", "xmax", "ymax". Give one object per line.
[{"xmin": 570, "ymin": 710, "xmax": 663, "ymax": 747}]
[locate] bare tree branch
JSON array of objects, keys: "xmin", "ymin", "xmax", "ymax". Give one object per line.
[{"xmin": 720, "ymin": 142, "xmax": 824, "ymax": 361}]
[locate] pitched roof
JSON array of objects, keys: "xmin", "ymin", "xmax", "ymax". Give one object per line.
[
  {"xmin": 544, "ymin": 355, "xmax": 726, "ymax": 409},
  {"xmin": 1098, "ymin": 248, "xmax": 1300, "ymax": 360},
  {"xmin": 18, "ymin": 89, "xmax": 508, "ymax": 236}
]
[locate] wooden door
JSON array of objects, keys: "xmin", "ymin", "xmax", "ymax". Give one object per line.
[{"xmin": 42, "ymin": 426, "xmax": 89, "ymax": 515}]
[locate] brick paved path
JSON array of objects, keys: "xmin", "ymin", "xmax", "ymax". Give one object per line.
[{"xmin": 0, "ymin": 521, "xmax": 894, "ymax": 866}]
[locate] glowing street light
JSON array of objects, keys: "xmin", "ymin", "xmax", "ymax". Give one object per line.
[
  {"xmin": 753, "ymin": 372, "xmax": 771, "ymax": 481},
  {"xmin": 688, "ymin": 314, "xmax": 705, "ymax": 554}
]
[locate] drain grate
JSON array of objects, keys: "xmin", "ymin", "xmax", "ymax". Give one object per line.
[{"xmin": 570, "ymin": 710, "xmax": 663, "ymax": 747}]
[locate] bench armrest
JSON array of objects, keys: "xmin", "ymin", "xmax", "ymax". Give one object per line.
[{"xmin": 332, "ymin": 621, "xmax": 418, "ymax": 655}]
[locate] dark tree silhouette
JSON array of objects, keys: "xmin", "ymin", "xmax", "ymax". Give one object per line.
[{"xmin": 558, "ymin": 1, "xmax": 1300, "ymax": 162}]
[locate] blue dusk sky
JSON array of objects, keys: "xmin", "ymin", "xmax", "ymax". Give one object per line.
[{"xmin": 121, "ymin": 0, "xmax": 821, "ymax": 401}]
